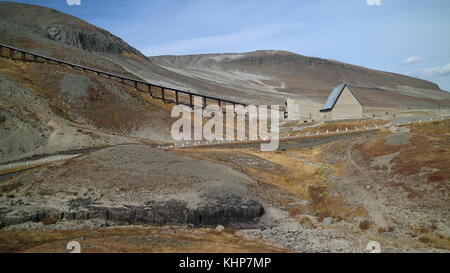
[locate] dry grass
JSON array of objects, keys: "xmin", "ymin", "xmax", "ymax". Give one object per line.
[
  {"xmin": 408, "ymin": 222, "xmax": 450, "ymax": 250},
  {"xmin": 0, "ymin": 181, "xmax": 23, "ymax": 194},
  {"xmin": 352, "ymin": 138, "xmax": 404, "ymax": 162},
  {"xmin": 336, "ymin": 119, "xmax": 450, "ymax": 201},
  {"xmin": 0, "ymin": 226, "xmax": 289, "ymax": 253},
  {"xmin": 0, "ymin": 163, "xmax": 49, "ymax": 177},
  {"xmin": 416, "ymin": 234, "xmax": 450, "ymax": 250},
  {"xmin": 392, "ymin": 121, "xmax": 450, "ymax": 188},
  {"xmin": 407, "ymin": 119, "xmax": 450, "ymax": 136},
  {"xmin": 41, "ymin": 218, "xmax": 57, "ymax": 226},
  {"xmin": 176, "ymin": 148, "xmax": 367, "ymax": 222},
  {"xmin": 0, "ymin": 57, "xmax": 173, "ymax": 136}
]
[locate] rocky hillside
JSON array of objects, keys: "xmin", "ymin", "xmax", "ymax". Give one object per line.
[
  {"xmin": 0, "ymin": 1, "xmax": 142, "ymax": 56},
  {"xmin": 0, "ymin": 2, "xmax": 173, "ymax": 164},
  {"xmin": 45, "ymin": 23, "xmax": 142, "ymax": 56}
]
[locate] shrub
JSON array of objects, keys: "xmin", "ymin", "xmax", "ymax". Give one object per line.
[
  {"xmin": 359, "ymin": 220, "xmax": 371, "ymax": 230},
  {"xmin": 41, "ymin": 218, "xmax": 57, "ymax": 226},
  {"xmin": 427, "ymin": 174, "xmax": 444, "ymax": 182},
  {"xmin": 418, "ymin": 236, "xmax": 431, "ymax": 244}
]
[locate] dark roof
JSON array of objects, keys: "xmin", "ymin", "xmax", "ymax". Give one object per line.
[{"xmin": 320, "ymin": 83, "xmax": 363, "ymax": 112}]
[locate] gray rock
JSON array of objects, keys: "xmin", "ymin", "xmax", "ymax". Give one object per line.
[
  {"xmin": 144, "ymin": 200, "xmax": 154, "ymax": 206},
  {"xmin": 216, "ymin": 225, "xmax": 225, "ymax": 231},
  {"xmin": 45, "ymin": 23, "xmax": 143, "ymax": 56},
  {"xmin": 323, "ymin": 217, "xmax": 334, "ymax": 225},
  {"xmin": 0, "ymin": 194, "xmax": 265, "ymax": 229}
]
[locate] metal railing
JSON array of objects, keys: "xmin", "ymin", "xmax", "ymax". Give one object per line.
[{"xmin": 0, "ymin": 42, "xmax": 248, "ymax": 108}]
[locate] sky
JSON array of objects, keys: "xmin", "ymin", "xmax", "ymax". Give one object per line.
[{"xmin": 5, "ymin": 0, "xmax": 450, "ymax": 91}]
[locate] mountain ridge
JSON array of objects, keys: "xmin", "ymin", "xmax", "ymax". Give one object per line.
[
  {"xmin": 1, "ymin": 1, "xmax": 449, "ymax": 108},
  {"xmin": 147, "ymin": 49, "xmax": 449, "ymax": 107},
  {"xmin": 150, "ymin": 49, "xmax": 441, "ymax": 90}
]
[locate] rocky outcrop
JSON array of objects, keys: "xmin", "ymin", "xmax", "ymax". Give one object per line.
[
  {"xmin": 0, "ymin": 194, "xmax": 264, "ymax": 228},
  {"xmin": 45, "ymin": 23, "xmax": 143, "ymax": 56}
]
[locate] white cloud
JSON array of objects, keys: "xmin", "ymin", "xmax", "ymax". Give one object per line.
[
  {"xmin": 143, "ymin": 23, "xmax": 300, "ymax": 56},
  {"xmin": 421, "ymin": 63, "xmax": 450, "ymax": 77},
  {"xmin": 401, "ymin": 56, "xmax": 422, "ymax": 65},
  {"xmin": 66, "ymin": 0, "xmax": 81, "ymax": 6},
  {"xmin": 366, "ymin": 0, "xmax": 381, "ymax": 6}
]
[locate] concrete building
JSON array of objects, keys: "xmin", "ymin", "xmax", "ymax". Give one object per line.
[
  {"xmin": 320, "ymin": 83, "xmax": 363, "ymax": 120},
  {"xmin": 285, "ymin": 98, "xmax": 322, "ymax": 122}
]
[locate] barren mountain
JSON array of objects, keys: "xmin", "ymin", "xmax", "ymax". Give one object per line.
[
  {"xmin": 2, "ymin": 1, "xmax": 448, "ymax": 109},
  {"xmin": 147, "ymin": 51, "xmax": 450, "ymax": 108}
]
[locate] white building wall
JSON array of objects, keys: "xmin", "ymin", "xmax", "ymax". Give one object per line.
[
  {"xmin": 286, "ymin": 98, "xmax": 321, "ymax": 121},
  {"xmin": 331, "ymin": 87, "xmax": 363, "ymax": 119}
]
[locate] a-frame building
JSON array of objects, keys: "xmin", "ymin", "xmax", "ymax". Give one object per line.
[{"xmin": 320, "ymin": 83, "xmax": 363, "ymax": 119}]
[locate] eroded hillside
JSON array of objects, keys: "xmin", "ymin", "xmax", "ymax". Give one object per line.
[{"xmin": 0, "ymin": 2, "xmax": 175, "ymax": 163}]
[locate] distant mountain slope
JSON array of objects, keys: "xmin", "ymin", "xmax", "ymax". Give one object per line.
[{"xmin": 147, "ymin": 51, "xmax": 450, "ymax": 108}]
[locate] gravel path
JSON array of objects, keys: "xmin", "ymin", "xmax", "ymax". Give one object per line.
[{"xmin": 0, "ymin": 154, "xmax": 81, "ymax": 172}]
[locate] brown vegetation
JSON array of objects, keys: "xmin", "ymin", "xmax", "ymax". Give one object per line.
[
  {"xmin": 287, "ymin": 119, "xmax": 389, "ymax": 137},
  {"xmin": 359, "ymin": 220, "xmax": 371, "ymax": 230},
  {"xmin": 0, "ymin": 226, "xmax": 289, "ymax": 253},
  {"xmin": 0, "ymin": 57, "xmax": 173, "ymax": 137}
]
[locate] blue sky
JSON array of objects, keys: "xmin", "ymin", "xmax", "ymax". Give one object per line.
[{"xmin": 5, "ymin": 0, "xmax": 450, "ymax": 91}]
